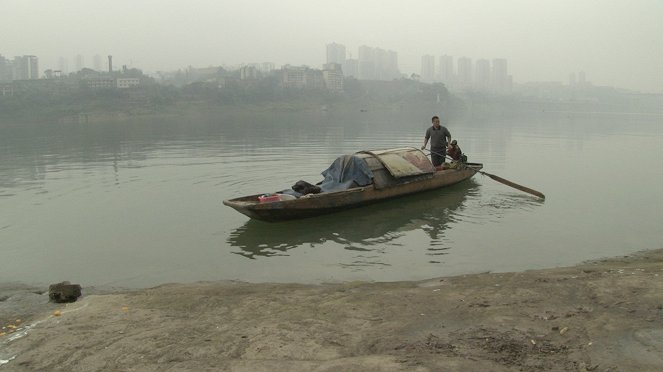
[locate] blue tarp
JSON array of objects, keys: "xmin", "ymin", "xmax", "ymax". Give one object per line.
[{"xmin": 319, "ymin": 155, "xmax": 374, "ymax": 192}]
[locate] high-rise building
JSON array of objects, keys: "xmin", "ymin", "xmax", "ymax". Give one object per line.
[
  {"xmin": 280, "ymin": 65, "xmax": 324, "ymax": 89},
  {"xmin": 578, "ymin": 71, "xmax": 586, "ymax": 85},
  {"xmin": 280, "ymin": 65, "xmax": 306, "ymax": 89},
  {"xmin": 260, "ymin": 62, "xmax": 275, "ymax": 73},
  {"xmin": 93, "ymin": 55, "xmax": 102, "ymax": 71},
  {"xmin": 344, "ymin": 58, "xmax": 358, "ymax": 78},
  {"xmin": 358, "ymin": 45, "xmax": 376, "ymax": 80},
  {"xmin": 457, "ymin": 57, "xmax": 473, "ymax": 88},
  {"xmin": 374, "ymin": 48, "xmax": 386, "ymax": 80},
  {"xmin": 322, "ymin": 63, "xmax": 344, "ymax": 92},
  {"xmin": 492, "ymin": 58, "xmax": 508, "ymax": 92},
  {"xmin": 438, "ymin": 55, "xmax": 454, "ymax": 85},
  {"xmin": 475, "ymin": 59, "xmax": 490, "ymax": 89},
  {"xmin": 240, "ymin": 65, "xmax": 259, "ymax": 80},
  {"xmin": 0, "ymin": 54, "xmax": 11, "ymax": 81},
  {"xmin": 28, "ymin": 56, "xmax": 38, "ymax": 79},
  {"xmin": 93, "ymin": 54, "xmax": 103, "ymax": 71},
  {"xmin": 12, "ymin": 55, "xmax": 39, "ymax": 80},
  {"xmin": 421, "ymin": 55, "xmax": 435, "ymax": 82},
  {"xmin": 356, "ymin": 45, "xmax": 399, "ymax": 81},
  {"xmin": 58, "ymin": 57, "xmax": 69, "ymax": 74},
  {"xmin": 385, "ymin": 50, "xmax": 399, "ymax": 80},
  {"xmin": 569, "ymin": 72, "xmax": 577, "ymax": 86},
  {"xmin": 326, "ymin": 42, "xmax": 346, "ymax": 65},
  {"xmin": 75, "ymin": 54, "xmax": 84, "ymax": 71},
  {"xmin": 376, "ymin": 48, "xmax": 395, "ymax": 80},
  {"xmin": 304, "ymin": 69, "xmax": 324, "ymax": 89}
]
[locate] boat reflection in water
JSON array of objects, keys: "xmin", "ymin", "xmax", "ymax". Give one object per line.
[{"xmin": 227, "ymin": 179, "xmax": 484, "ymax": 260}]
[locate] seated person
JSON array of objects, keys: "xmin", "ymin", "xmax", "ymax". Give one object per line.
[{"xmin": 446, "ymin": 139, "xmax": 462, "ymax": 161}]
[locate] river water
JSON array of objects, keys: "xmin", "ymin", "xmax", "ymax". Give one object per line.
[{"xmin": 1, "ymin": 109, "xmax": 662, "ymax": 288}]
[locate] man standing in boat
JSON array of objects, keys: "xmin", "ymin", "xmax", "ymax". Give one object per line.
[{"xmin": 421, "ymin": 115, "xmax": 451, "ymax": 166}]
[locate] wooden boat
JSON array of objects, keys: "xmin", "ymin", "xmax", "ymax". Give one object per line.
[
  {"xmin": 223, "ymin": 147, "xmax": 483, "ymax": 222},
  {"xmin": 228, "ymin": 179, "xmax": 479, "ymax": 257}
]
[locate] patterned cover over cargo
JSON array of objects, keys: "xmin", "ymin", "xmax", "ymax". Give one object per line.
[{"xmin": 358, "ymin": 147, "xmax": 435, "ymax": 178}]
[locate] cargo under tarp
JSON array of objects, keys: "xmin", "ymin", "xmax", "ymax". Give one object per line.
[
  {"xmin": 355, "ymin": 147, "xmax": 435, "ymax": 190},
  {"xmin": 318, "ymin": 155, "xmax": 374, "ymax": 192},
  {"xmin": 358, "ymin": 147, "xmax": 435, "ymax": 178},
  {"xmin": 305, "ymin": 148, "xmax": 436, "ymax": 194}
]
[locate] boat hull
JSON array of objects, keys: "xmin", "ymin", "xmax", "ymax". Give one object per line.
[{"xmin": 223, "ymin": 163, "xmax": 482, "ymax": 222}]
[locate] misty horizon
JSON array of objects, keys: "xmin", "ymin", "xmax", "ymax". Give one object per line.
[{"xmin": 3, "ymin": 0, "xmax": 663, "ymax": 93}]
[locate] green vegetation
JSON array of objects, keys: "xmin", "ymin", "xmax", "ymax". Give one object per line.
[
  {"xmin": 3, "ymin": 66, "xmax": 661, "ymax": 124},
  {"xmin": 0, "ymin": 72, "xmax": 457, "ymax": 123}
]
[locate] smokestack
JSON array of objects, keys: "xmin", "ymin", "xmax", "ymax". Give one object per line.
[{"xmin": 108, "ymin": 55, "xmax": 113, "ymax": 73}]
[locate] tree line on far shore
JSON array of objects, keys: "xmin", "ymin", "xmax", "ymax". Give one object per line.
[{"xmin": 0, "ymin": 67, "xmax": 456, "ymax": 121}]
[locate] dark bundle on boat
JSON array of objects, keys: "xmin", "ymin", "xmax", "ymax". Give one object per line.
[{"xmin": 292, "ymin": 180, "xmax": 321, "ymax": 195}]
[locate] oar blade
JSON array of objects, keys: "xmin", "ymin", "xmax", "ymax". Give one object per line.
[{"xmin": 483, "ymin": 172, "xmax": 545, "ymax": 199}]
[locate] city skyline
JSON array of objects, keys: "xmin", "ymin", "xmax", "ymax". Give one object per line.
[
  {"xmin": 0, "ymin": 48, "xmax": 626, "ymax": 95},
  {"xmin": 3, "ymin": 0, "xmax": 662, "ymax": 93}
]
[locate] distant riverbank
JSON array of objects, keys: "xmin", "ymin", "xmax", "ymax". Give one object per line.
[
  {"xmin": 0, "ymin": 98, "xmax": 463, "ymax": 125},
  {"xmin": 0, "ymin": 78, "xmax": 459, "ymax": 124}
]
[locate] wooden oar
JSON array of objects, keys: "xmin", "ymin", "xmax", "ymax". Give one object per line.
[
  {"xmin": 475, "ymin": 169, "xmax": 545, "ymax": 199},
  {"xmin": 423, "ymin": 148, "xmax": 545, "ymax": 199}
]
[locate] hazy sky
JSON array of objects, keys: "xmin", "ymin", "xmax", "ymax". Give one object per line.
[{"xmin": 3, "ymin": 0, "xmax": 662, "ymax": 92}]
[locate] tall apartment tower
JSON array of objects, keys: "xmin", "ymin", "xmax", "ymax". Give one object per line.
[
  {"xmin": 375, "ymin": 48, "xmax": 393, "ymax": 80},
  {"xmin": 326, "ymin": 42, "xmax": 346, "ymax": 65},
  {"xmin": 569, "ymin": 72, "xmax": 577, "ymax": 86},
  {"xmin": 28, "ymin": 56, "xmax": 38, "ymax": 79},
  {"xmin": 457, "ymin": 57, "xmax": 473, "ymax": 88},
  {"xmin": 259, "ymin": 62, "xmax": 275, "ymax": 73},
  {"xmin": 0, "ymin": 54, "xmax": 10, "ymax": 81},
  {"xmin": 491, "ymin": 58, "xmax": 508, "ymax": 92},
  {"xmin": 438, "ymin": 55, "xmax": 454, "ymax": 85},
  {"xmin": 354, "ymin": 45, "xmax": 399, "ymax": 81},
  {"xmin": 385, "ymin": 50, "xmax": 399, "ymax": 80},
  {"xmin": 358, "ymin": 45, "xmax": 376, "ymax": 80},
  {"xmin": 108, "ymin": 55, "xmax": 113, "ymax": 73},
  {"xmin": 75, "ymin": 54, "xmax": 84, "ymax": 72},
  {"xmin": 421, "ymin": 55, "xmax": 435, "ymax": 82},
  {"xmin": 475, "ymin": 59, "xmax": 491, "ymax": 90},
  {"xmin": 58, "ymin": 57, "xmax": 68, "ymax": 74},
  {"xmin": 93, "ymin": 55, "xmax": 102, "ymax": 71},
  {"xmin": 12, "ymin": 56, "xmax": 39, "ymax": 80},
  {"xmin": 322, "ymin": 62, "xmax": 344, "ymax": 92},
  {"xmin": 344, "ymin": 58, "xmax": 358, "ymax": 78}
]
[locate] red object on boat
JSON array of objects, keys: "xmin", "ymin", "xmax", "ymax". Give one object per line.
[{"xmin": 258, "ymin": 194, "xmax": 280, "ymax": 203}]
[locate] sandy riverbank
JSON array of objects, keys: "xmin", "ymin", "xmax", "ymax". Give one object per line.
[{"xmin": 2, "ymin": 249, "xmax": 663, "ymax": 371}]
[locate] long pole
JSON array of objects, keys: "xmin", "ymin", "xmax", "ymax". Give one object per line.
[{"xmin": 424, "ymin": 148, "xmax": 545, "ymax": 199}]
